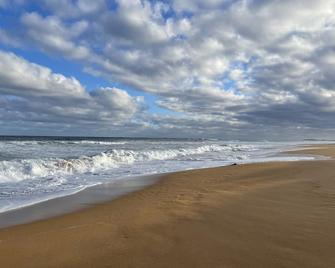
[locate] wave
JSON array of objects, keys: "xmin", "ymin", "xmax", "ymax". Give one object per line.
[
  {"xmin": 0, "ymin": 144, "xmax": 236, "ymax": 183},
  {"xmin": 1, "ymin": 140, "xmax": 127, "ymax": 146}
]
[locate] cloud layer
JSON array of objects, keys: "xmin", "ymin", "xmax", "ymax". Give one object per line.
[
  {"xmin": 1, "ymin": 0, "xmax": 335, "ymax": 139},
  {"xmin": 0, "ymin": 51, "xmax": 144, "ymax": 135}
]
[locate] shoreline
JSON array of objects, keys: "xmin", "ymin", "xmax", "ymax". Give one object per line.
[
  {"xmin": 0, "ymin": 174, "xmax": 160, "ymax": 229},
  {"xmin": 1, "ymin": 145, "xmax": 335, "ymax": 267},
  {"xmin": 0, "ymin": 144, "xmax": 323, "ymax": 228}
]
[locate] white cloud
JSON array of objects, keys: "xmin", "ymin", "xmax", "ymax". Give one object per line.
[
  {"xmin": 0, "ymin": 50, "xmax": 86, "ymax": 97},
  {"xmin": 0, "ymin": 50, "xmax": 143, "ymax": 127},
  {"xmin": 1, "ymin": 0, "xmax": 335, "ymax": 137},
  {"xmin": 21, "ymin": 12, "xmax": 90, "ymax": 59},
  {"xmin": 100, "ymin": 0, "xmax": 174, "ymax": 44},
  {"xmin": 41, "ymin": 0, "xmax": 107, "ymax": 18},
  {"xmin": 90, "ymin": 87, "xmax": 144, "ymax": 119}
]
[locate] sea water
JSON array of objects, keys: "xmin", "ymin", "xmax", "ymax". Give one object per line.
[{"xmin": 0, "ymin": 136, "xmax": 324, "ymax": 213}]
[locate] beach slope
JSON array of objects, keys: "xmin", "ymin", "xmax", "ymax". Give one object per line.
[{"xmin": 0, "ymin": 146, "xmax": 335, "ymax": 267}]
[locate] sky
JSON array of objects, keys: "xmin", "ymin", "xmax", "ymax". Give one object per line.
[{"xmin": 0, "ymin": 0, "xmax": 335, "ymax": 140}]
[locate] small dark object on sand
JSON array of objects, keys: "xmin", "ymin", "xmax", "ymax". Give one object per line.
[{"xmin": 231, "ymin": 163, "xmax": 238, "ymax": 166}]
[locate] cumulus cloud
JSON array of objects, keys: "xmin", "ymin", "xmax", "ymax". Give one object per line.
[
  {"xmin": 41, "ymin": 0, "xmax": 107, "ymax": 18},
  {"xmin": 1, "ymin": 0, "xmax": 335, "ymax": 138},
  {"xmin": 0, "ymin": 50, "xmax": 86, "ymax": 98},
  {"xmin": 90, "ymin": 87, "xmax": 144, "ymax": 119},
  {"xmin": 21, "ymin": 12, "xmax": 90, "ymax": 59},
  {"xmin": 0, "ymin": 50, "xmax": 143, "ymax": 133}
]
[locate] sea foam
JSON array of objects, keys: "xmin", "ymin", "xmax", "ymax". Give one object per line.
[
  {"xmin": 0, "ymin": 138, "xmax": 323, "ymax": 213},
  {"xmin": 0, "ymin": 144, "xmax": 229, "ymax": 183}
]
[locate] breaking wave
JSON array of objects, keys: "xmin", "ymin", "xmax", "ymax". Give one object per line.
[
  {"xmin": 0, "ymin": 144, "xmax": 231, "ymax": 183},
  {"xmin": 2, "ymin": 140, "xmax": 127, "ymax": 146}
]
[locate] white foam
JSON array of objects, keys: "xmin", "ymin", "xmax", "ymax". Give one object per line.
[
  {"xmin": 0, "ymin": 144, "xmax": 230, "ymax": 183},
  {"xmin": 2, "ymin": 140, "xmax": 127, "ymax": 146},
  {"xmin": 0, "ymin": 140, "xmax": 326, "ymax": 214}
]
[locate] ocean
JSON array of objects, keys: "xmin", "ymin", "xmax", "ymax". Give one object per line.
[{"xmin": 0, "ymin": 136, "xmax": 322, "ymax": 213}]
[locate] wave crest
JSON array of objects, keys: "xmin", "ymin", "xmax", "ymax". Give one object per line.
[{"xmin": 0, "ymin": 144, "xmax": 231, "ymax": 183}]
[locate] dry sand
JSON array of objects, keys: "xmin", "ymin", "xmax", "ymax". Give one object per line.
[{"xmin": 0, "ymin": 145, "xmax": 335, "ymax": 267}]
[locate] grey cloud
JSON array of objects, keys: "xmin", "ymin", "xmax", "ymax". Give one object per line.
[
  {"xmin": 20, "ymin": 12, "xmax": 90, "ymax": 59},
  {"xmin": 1, "ymin": 0, "xmax": 335, "ymax": 138},
  {"xmin": 39, "ymin": 0, "xmax": 107, "ymax": 18},
  {"xmin": 0, "ymin": 50, "xmax": 144, "ymax": 130},
  {"xmin": 90, "ymin": 87, "xmax": 145, "ymax": 119},
  {"xmin": 0, "ymin": 50, "xmax": 87, "ymax": 98}
]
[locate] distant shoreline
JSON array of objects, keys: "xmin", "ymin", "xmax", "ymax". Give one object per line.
[
  {"xmin": 2, "ymin": 135, "xmax": 335, "ymax": 142},
  {"xmin": 0, "ymin": 135, "xmax": 212, "ymax": 141}
]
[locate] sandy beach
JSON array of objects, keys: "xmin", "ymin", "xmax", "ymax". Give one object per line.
[{"xmin": 0, "ymin": 145, "xmax": 335, "ymax": 267}]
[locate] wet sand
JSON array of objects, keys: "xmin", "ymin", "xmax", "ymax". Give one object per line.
[
  {"xmin": 0, "ymin": 145, "xmax": 335, "ymax": 267},
  {"xmin": 0, "ymin": 174, "xmax": 160, "ymax": 229}
]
